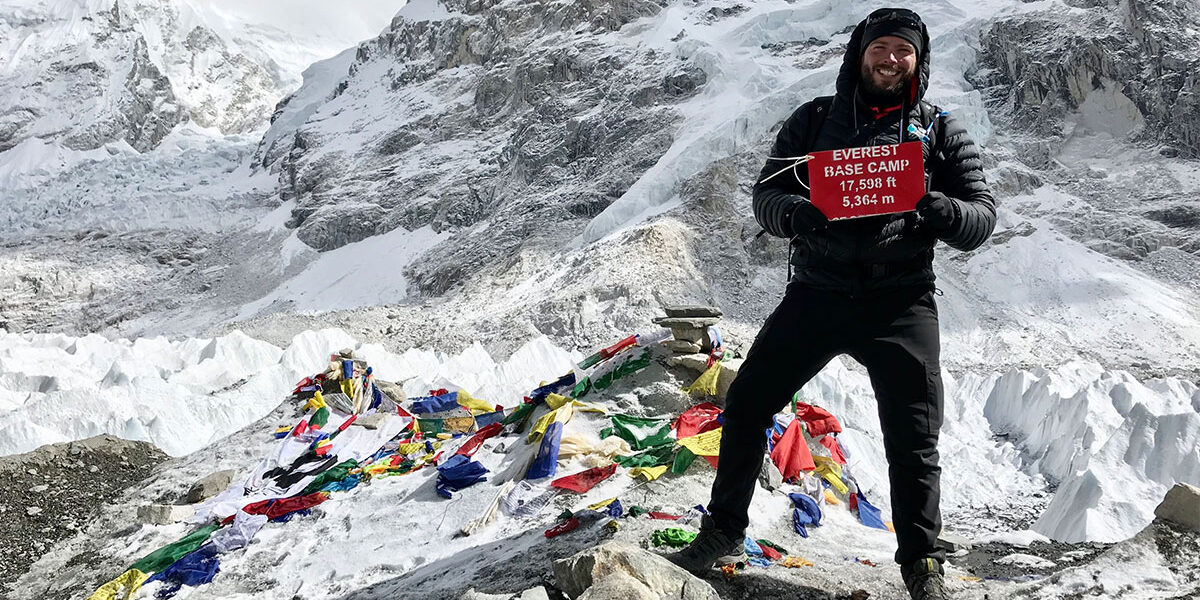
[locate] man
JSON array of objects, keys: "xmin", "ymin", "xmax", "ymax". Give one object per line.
[{"xmin": 667, "ymin": 8, "xmax": 995, "ymax": 600}]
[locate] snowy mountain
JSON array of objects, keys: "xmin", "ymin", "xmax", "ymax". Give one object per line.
[{"xmin": 1, "ymin": 0, "xmax": 1199, "ymax": 598}]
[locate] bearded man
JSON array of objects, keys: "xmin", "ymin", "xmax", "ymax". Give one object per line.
[{"xmin": 667, "ymin": 8, "xmax": 996, "ymax": 600}]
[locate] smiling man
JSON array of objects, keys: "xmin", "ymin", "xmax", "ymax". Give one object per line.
[{"xmin": 666, "ymin": 8, "xmax": 996, "ymax": 600}]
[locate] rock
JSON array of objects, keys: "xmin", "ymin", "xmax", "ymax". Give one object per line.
[
  {"xmin": 664, "ymin": 340, "xmax": 702, "ymax": 354},
  {"xmin": 88, "ymin": 465, "xmax": 99, "ymax": 473},
  {"xmin": 516, "ymin": 588, "xmax": 550, "ymax": 600},
  {"xmin": 937, "ymin": 532, "xmax": 974, "ymax": 552},
  {"xmin": 666, "ymin": 354, "xmax": 709, "ymax": 372},
  {"xmin": 1154, "ymin": 482, "xmax": 1200, "ymax": 532},
  {"xmin": 338, "ymin": 348, "xmax": 355, "ymax": 359},
  {"xmin": 376, "ymin": 380, "xmax": 408, "ymax": 404},
  {"xmin": 138, "ymin": 503, "xmax": 196, "ymax": 525},
  {"xmin": 579, "ymin": 571, "xmax": 657, "ymax": 600},
  {"xmin": 667, "ymin": 327, "xmax": 705, "ymax": 344},
  {"xmin": 30, "ymin": 484, "xmax": 48, "ymax": 493},
  {"xmin": 353, "ymin": 413, "xmax": 390, "ymax": 430},
  {"xmin": 26, "ymin": 506, "xmax": 42, "ymax": 516},
  {"xmin": 714, "ymin": 359, "xmax": 742, "ymax": 402},
  {"xmin": 186, "ymin": 469, "xmax": 238, "ymax": 504},
  {"xmin": 553, "ymin": 542, "xmax": 721, "ymax": 600},
  {"xmin": 652, "ymin": 317, "xmax": 721, "ymax": 329},
  {"xmin": 663, "ymin": 305, "xmax": 722, "ymax": 318},
  {"xmin": 759, "ymin": 455, "xmax": 783, "ymax": 492}
]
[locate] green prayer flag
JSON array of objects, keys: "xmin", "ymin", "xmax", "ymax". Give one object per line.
[
  {"xmin": 301, "ymin": 459, "xmax": 359, "ymax": 496},
  {"xmin": 131, "ymin": 524, "xmax": 221, "ymax": 574},
  {"xmin": 311, "ymin": 406, "xmax": 330, "ymax": 429},
  {"xmin": 614, "ymin": 444, "xmax": 674, "ymax": 468},
  {"xmin": 502, "ymin": 402, "xmax": 533, "ymax": 426},
  {"xmin": 651, "ymin": 527, "xmax": 699, "ymax": 547},
  {"xmin": 608, "ymin": 413, "xmax": 673, "ymax": 450},
  {"xmin": 671, "ymin": 447, "xmax": 697, "ymax": 474},
  {"xmin": 416, "ymin": 418, "xmax": 444, "ymax": 433}
]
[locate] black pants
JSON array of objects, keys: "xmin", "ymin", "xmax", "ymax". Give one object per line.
[{"xmin": 707, "ymin": 283, "xmax": 945, "ymax": 565}]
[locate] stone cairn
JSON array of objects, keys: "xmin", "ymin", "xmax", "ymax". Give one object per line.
[{"xmin": 653, "ymin": 305, "xmax": 722, "ymax": 354}]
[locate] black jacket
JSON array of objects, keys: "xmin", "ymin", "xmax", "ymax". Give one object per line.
[{"xmin": 753, "ymin": 16, "xmax": 996, "ymax": 294}]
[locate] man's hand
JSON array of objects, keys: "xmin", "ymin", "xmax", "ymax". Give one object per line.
[
  {"xmin": 916, "ymin": 192, "xmax": 957, "ymax": 232},
  {"xmin": 788, "ymin": 201, "xmax": 828, "ymax": 237}
]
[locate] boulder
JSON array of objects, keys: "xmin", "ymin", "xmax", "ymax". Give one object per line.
[
  {"xmin": 517, "ymin": 588, "xmax": 550, "ymax": 600},
  {"xmin": 664, "ymin": 305, "xmax": 722, "ymax": 318},
  {"xmin": 185, "ymin": 469, "xmax": 237, "ymax": 504},
  {"xmin": 353, "ymin": 413, "xmax": 390, "ymax": 430},
  {"xmin": 759, "ymin": 455, "xmax": 783, "ymax": 491},
  {"xmin": 553, "ymin": 542, "xmax": 721, "ymax": 600},
  {"xmin": 138, "ymin": 503, "xmax": 195, "ymax": 525},
  {"xmin": 667, "ymin": 327, "xmax": 705, "ymax": 344},
  {"xmin": 664, "ymin": 340, "xmax": 702, "ymax": 354},
  {"xmin": 1154, "ymin": 482, "xmax": 1200, "ymax": 531},
  {"xmin": 652, "ymin": 317, "xmax": 720, "ymax": 329}
]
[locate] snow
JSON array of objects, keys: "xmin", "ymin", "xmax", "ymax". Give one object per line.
[
  {"xmin": 237, "ymin": 225, "xmax": 448, "ymax": 318},
  {"xmin": 0, "ymin": 328, "xmax": 580, "ymax": 459}
]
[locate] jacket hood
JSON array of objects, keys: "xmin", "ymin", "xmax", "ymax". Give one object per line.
[{"xmin": 835, "ymin": 12, "xmax": 931, "ymax": 105}]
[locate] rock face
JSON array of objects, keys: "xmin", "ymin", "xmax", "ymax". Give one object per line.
[
  {"xmin": 261, "ymin": 0, "xmax": 705, "ymax": 273},
  {"xmin": 977, "ymin": 0, "xmax": 1200, "ymax": 158},
  {"xmin": 553, "ymin": 542, "xmax": 721, "ymax": 600}
]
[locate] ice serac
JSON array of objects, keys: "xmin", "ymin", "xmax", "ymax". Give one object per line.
[{"xmin": 985, "ymin": 364, "xmax": 1200, "ymax": 543}]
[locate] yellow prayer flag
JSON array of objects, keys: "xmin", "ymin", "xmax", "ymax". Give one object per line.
[
  {"xmin": 628, "ymin": 465, "xmax": 669, "ymax": 481},
  {"xmin": 676, "ymin": 427, "xmax": 722, "ymax": 457}
]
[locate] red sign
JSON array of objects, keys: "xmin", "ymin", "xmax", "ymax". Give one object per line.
[{"xmin": 807, "ymin": 141, "xmax": 925, "ymax": 220}]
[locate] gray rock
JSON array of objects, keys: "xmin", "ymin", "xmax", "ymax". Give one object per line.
[
  {"xmin": 663, "ymin": 305, "xmax": 722, "ymax": 318},
  {"xmin": 185, "ymin": 469, "xmax": 237, "ymax": 504},
  {"xmin": 652, "ymin": 317, "xmax": 721, "ymax": 329},
  {"xmin": 456, "ymin": 589, "xmax": 509, "ymax": 600},
  {"xmin": 664, "ymin": 340, "xmax": 701, "ymax": 354},
  {"xmin": 553, "ymin": 542, "xmax": 721, "ymax": 600},
  {"xmin": 138, "ymin": 503, "xmax": 195, "ymax": 525},
  {"xmin": 666, "ymin": 354, "xmax": 709, "ymax": 372},
  {"xmin": 1154, "ymin": 482, "xmax": 1200, "ymax": 531},
  {"xmin": 759, "ymin": 455, "xmax": 783, "ymax": 492},
  {"xmin": 667, "ymin": 327, "xmax": 705, "ymax": 344},
  {"xmin": 353, "ymin": 413, "xmax": 390, "ymax": 430},
  {"xmin": 937, "ymin": 532, "xmax": 974, "ymax": 552}
]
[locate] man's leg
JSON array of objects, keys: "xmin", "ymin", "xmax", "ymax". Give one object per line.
[
  {"xmin": 706, "ymin": 284, "xmax": 844, "ymax": 537},
  {"xmin": 851, "ymin": 287, "xmax": 945, "ymax": 566}
]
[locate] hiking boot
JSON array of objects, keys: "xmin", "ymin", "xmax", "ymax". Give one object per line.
[
  {"xmin": 902, "ymin": 558, "xmax": 950, "ymax": 600},
  {"xmin": 664, "ymin": 515, "xmax": 746, "ymax": 575}
]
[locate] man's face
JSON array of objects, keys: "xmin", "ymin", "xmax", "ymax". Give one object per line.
[{"xmin": 860, "ymin": 35, "xmax": 918, "ymax": 98}]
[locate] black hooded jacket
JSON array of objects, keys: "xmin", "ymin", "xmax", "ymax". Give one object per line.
[{"xmin": 752, "ymin": 15, "xmax": 996, "ymax": 294}]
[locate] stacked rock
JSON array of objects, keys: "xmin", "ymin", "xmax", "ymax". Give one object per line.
[{"xmin": 652, "ymin": 305, "xmax": 722, "ymax": 354}]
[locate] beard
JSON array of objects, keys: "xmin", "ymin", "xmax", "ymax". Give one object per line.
[{"xmin": 859, "ymin": 61, "xmax": 916, "ymax": 103}]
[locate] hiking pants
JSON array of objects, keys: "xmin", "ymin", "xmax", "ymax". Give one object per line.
[{"xmin": 706, "ymin": 283, "xmax": 945, "ymax": 566}]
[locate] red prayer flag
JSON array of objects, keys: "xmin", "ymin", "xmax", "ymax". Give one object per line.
[
  {"xmin": 820, "ymin": 435, "xmax": 847, "ymax": 464},
  {"xmin": 673, "ymin": 402, "xmax": 723, "ymax": 439},
  {"xmin": 770, "ymin": 420, "xmax": 815, "ymax": 481},
  {"xmin": 550, "ymin": 463, "xmax": 617, "ymax": 493},
  {"xmin": 795, "ymin": 402, "xmax": 842, "ymax": 436},
  {"xmin": 455, "ymin": 423, "xmax": 503, "ymax": 458}
]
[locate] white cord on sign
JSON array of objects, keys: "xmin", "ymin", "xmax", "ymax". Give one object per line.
[{"xmin": 758, "ymin": 155, "xmax": 814, "ymax": 190}]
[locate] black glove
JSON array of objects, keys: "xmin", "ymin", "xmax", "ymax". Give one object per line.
[
  {"xmin": 788, "ymin": 200, "xmax": 828, "ymax": 237},
  {"xmin": 916, "ymin": 192, "xmax": 958, "ymax": 232}
]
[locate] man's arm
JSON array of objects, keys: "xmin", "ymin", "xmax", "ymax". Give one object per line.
[
  {"xmin": 925, "ymin": 112, "xmax": 997, "ymax": 251},
  {"xmin": 753, "ymin": 102, "xmax": 823, "ymax": 239}
]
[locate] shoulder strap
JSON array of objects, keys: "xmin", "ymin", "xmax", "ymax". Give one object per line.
[{"xmin": 803, "ymin": 96, "xmax": 834, "ymax": 154}]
